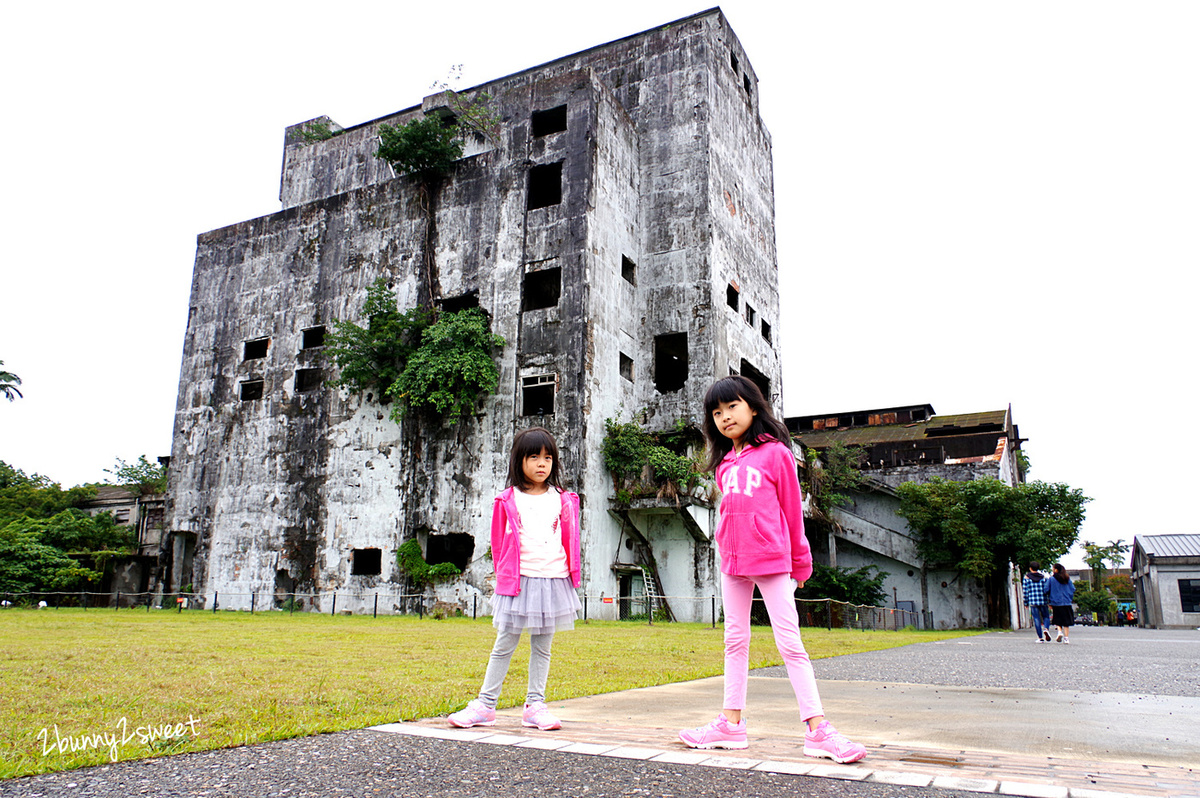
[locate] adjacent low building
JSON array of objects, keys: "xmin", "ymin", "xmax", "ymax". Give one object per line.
[{"xmin": 1130, "ymin": 533, "xmax": 1200, "ymax": 629}]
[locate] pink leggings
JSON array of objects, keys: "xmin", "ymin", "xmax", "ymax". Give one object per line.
[{"xmin": 722, "ymin": 572, "xmax": 824, "ymax": 722}]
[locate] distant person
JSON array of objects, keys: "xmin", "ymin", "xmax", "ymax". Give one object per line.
[
  {"xmin": 1047, "ymin": 563, "xmax": 1076, "ymax": 643},
  {"xmin": 677, "ymin": 376, "xmax": 866, "ymax": 764},
  {"xmin": 1022, "ymin": 562, "xmax": 1051, "ymax": 642},
  {"xmin": 447, "ymin": 427, "xmax": 582, "ymax": 731}
]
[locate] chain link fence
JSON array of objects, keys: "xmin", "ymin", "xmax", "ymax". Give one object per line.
[{"xmin": 3, "ymin": 590, "xmax": 927, "ymax": 629}]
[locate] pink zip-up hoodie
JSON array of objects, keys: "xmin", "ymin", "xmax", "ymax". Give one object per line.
[
  {"xmin": 490, "ymin": 486, "xmax": 582, "ymax": 596},
  {"xmin": 714, "ymin": 439, "xmax": 812, "ymax": 584}
]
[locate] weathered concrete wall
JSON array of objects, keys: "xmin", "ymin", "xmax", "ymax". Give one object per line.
[{"xmin": 167, "ymin": 10, "xmax": 780, "ymax": 615}]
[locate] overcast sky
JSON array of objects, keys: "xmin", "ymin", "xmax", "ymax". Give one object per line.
[{"xmin": 2, "ymin": 1, "xmax": 1196, "ymax": 568}]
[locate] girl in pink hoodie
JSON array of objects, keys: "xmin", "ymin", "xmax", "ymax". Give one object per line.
[
  {"xmin": 448, "ymin": 427, "xmax": 582, "ymax": 732},
  {"xmin": 678, "ymin": 376, "xmax": 866, "ymax": 764}
]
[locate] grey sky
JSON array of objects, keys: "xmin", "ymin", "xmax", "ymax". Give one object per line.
[{"xmin": 3, "ymin": 1, "xmax": 1196, "ymax": 568}]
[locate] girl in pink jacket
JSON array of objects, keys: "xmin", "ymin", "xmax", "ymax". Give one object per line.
[
  {"xmin": 679, "ymin": 376, "xmax": 866, "ymax": 764},
  {"xmin": 448, "ymin": 427, "xmax": 582, "ymax": 732}
]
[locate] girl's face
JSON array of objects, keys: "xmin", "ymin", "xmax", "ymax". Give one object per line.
[
  {"xmin": 711, "ymin": 396, "xmax": 757, "ymax": 444},
  {"xmin": 522, "ymin": 448, "xmax": 554, "ymax": 489}
]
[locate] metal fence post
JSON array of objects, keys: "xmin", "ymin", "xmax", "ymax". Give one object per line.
[
  {"xmin": 374, "ymin": 593, "xmax": 379, "ymax": 619},
  {"xmin": 331, "ymin": 592, "xmax": 337, "ymax": 616},
  {"xmin": 647, "ymin": 595, "xmax": 653, "ymax": 626},
  {"xmin": 213, "ymin": 591, "xmax": 218, "ymax": 613},
  {"xmin": 251, "ymin": 592, "xmax": 256, "ymax": 614},
  {"xmin": 473, "ymin": 594, "xmax": 478, "ymax": 620},
  {"xmin": 583, "ymin": 595, "xmax": 587, "ymax": 621},
  {"xmin": 827, "ymin": 599, "xmax": 832, "ymax": 630},
  {"xmin": 711, "ymin": 595, "xmax": 716, "ymax": 629}
]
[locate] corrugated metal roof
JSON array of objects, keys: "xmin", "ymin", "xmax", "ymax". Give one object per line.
[
  {"xmin": 1136, "ymin": 533, "xmax": 1200, "ymax": 559},
  {"xmin": 794, "ymin": 410, "xmax": 1008, "ymax": 448}
]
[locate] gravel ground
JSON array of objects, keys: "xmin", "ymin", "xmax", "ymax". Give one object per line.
[
  {"xmin": 761, "ymin": 627, "xmax": 1200, "ymax": 696},
  {"xmin": 0, "ymin": 731, "xmax": 983, "ymax": 798}
]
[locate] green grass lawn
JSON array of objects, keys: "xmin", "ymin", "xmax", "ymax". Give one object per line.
[{"xmin": 0, "ymin": 608, "xmax": 977, "ymax": 778}]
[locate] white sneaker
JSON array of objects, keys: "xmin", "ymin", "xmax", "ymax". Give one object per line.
[{"xmin": 1055, "ymin": 630, "xmax": 1064, "ymax": 642}]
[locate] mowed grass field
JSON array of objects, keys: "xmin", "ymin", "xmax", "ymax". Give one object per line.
[{"xmin": 0, "ymin": 609, "xmax": 978, "ymax": 778}]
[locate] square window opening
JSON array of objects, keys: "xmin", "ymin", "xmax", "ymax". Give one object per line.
[
  {"xmin": 740, "ymin": 358, "xmax": 769, "ymax": 401},
  {"xmin": 911, "ymin": 408, "xmax": 928, "ymax": 422},
  {"xmin": 522, "ymin": 374, "xmax": 556, "ymax": 416},
  {"xmin": 621, "ymin": 255, "xmax": 637, "ymax": 285},
  {"xmin": 244, "ymin": 338, "xmax": 269, "ymax": 360},
  {"xmin": 531, "ymin": 105, "xmax": 567, "ymax": 137},
  {"xmin": 726, "ymin": 284, "xmax": 739, "ymax": 311},
  {"xmin": 425, "ymin": 533, "xmax": 475, "ymax": 572},
  {"xmin": 761, "ymin": 320, "xmax": 772, "ymax": 343},
  {"xmin": 439, "ymin": 292, "xmax": 480, "ymax": 314},
  {"xmin": 527, "ymin": 162, "xmax": 563, "ymax": 209},
  {"xmin": 351, "ymin": 548, "xmax": 382, "ymax": 576},
  {"xmin": 295, "ymin": 368, "xmax": 322, "ymax": 392},
  {"xmin": 301, "ymin": 326, "xmax": 326, "ymax": 349},
  {"xmin": 619, "ymin": 352, "xmax": 633, "ymax": 382},
  {"xmin": 1179, "ymin": 579, "xmax": 1200, "ymax": 614},
  {"xmin": 240, "ymin": 380, "xmax": 264, "ymax": 401},
  {"xmin": 522, "ymin": 267, "xmax": 562, "ymax": 311},
  {"xmin": 654, "ymin": 333, "xmax": 688, "ymax": 393},
  {"xmin": 745, "ymin": 304, "xmax": 757, "ymax": 327}
]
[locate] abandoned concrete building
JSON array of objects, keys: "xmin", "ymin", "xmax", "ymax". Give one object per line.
[
  {"xmin": 788, "ymin": 404, "xmax": 1026, "ymax": 629},
  {"xmin": 1130, "ymin": 533, "xmax": 1200, "ymax": 629},
  {"xmin": 163, "ymin": 10, "xmax": 781, "ymax": 619}
]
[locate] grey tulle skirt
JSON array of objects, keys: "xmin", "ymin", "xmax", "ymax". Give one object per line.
[{"xmin": 491, "ymin": 576, "xmax": 582, "ymax": 635}]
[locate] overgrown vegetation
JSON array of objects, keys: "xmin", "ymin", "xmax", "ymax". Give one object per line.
[
  {"xmin": 797, "ymin": 562, "xmax": 889, "ymax": 606},
  {"xmin": 376, "ymin": 115, "xmax": 464, "ymax": 178},
  {"xmin": 602, "ymin": 416, "xmax": 705, "ymax": 502},
  {"xmin": 326, "ymin": 278, "xmax": 503, "ymax": 421},
  {"xmin": 105, "ymin": 455, "xmax": 167, "ymax": 495},
  {"xmin": 0, "ymin": 359, "xmax": 21, "ymax": 401},
  {"xmin": 295, "ymin": 119, "xmax": 341, "ymax": 144},
  {"xmin": 395, "ymin": 540, "xmax": 461, "ymax": 585},
  {"xmin": 0, "ymin": 461, "xmax": 135, "ymax": 593},
  {"xmin": 802, "ymin": 442, "xmax": 866, "ymax": 521}
]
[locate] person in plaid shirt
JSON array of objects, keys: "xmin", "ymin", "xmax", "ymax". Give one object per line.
[{"xmin": 1022, "ymin": 561, "xmax": 1051, "ymax": 642}]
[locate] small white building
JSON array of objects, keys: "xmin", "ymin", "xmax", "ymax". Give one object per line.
[{"xmin": 1130, "ymin": 534, "xmax": 1200, "ymax": 629}]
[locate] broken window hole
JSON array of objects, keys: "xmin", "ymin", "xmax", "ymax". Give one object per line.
[
  {"xmin": 301, "ymin": 326, "xmax": 325, "ymax": 349},
  {"xmin": 761, "ymin": 320, "xmax": 772, "ymax": 344},
  {"xmin": 522, "ymin": 267, "xmax": 562, "ymax": 311},
  {"xmin": 522, "ymin": 373, "xmax": 557, "ymax": 416},
  {"xmin": 621, "ymin": 255, "xmax": 637, "ymax": 285},
  {"xmin": 531, "ymin": 105, "xmax": 567, "ymax": 137},
  {"xmin": 294, "ymin": 368, "xmax": 322, "ymax": 392},
  {"xmin": 240, "ymin": 380, "xmax": 264, "ymax": 401},
  {"xmin": 351, "ymin": 548, "xmax": 382, "ymax": 576},
  {"xmin": 743, "ymin": 74, "xmax": 752, "ymax": 95},
  {"xmin": 654, "ymin": 333, "xmax": 688, "ymax": 393},
  {"xmin": 527, "ymin": 162, "xmax": 563, "ymax": 210},
  {"xmin": 619, "ymin": 352, "xmax": 633, "ymax": 382},
  {"xmin": 740, "ymin": 358, "xmax": 769, "ymax": 401},
  {"xmin": 439, "ymin": 292, "xmax": 480, "ymax": 314},
  {"xmin": 243, "ymin": 338, "xmax": 269, "ymax": 360},
  {"xmin": 730, "ymin": 52, "xmax": 739, "ymax": 73},
  {"xmin": 425, "ymin": 533, "xmax": 475, "ymax": 572},
  {"xmin": 726, "ymin": 284, "xmax": 739, "ymax": 311},
  {"xmin": 745, "ymin": 303, "xmax": 756, "ymax": 327}
]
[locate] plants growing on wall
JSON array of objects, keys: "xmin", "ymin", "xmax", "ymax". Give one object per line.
[
  {"xmin": 802, "ymin": 442, "xmax": 866, "ymax": 521},
  {"xmin": 603, "ymin": 417, "xmax": 705, "ymax": 503},
  {"xmin": 395, "ymin": 539, "xmax": 461, "ymax": 585},
  {"xmin": 327, "ymin": 278, "xmax": 504, "ymax": 421},
  {"xmin": 797, "ymin": 562, "xmax": 889, "ymax": 607}
]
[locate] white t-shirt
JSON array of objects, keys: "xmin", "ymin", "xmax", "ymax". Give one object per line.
[{"xmin": 513, "ymin": 487, "xmax": 568, "ymax": 578}]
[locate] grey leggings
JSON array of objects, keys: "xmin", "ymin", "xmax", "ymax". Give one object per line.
[{"xmin": 477, "ymin": 629, "xmax": 554, "ymax": 708}]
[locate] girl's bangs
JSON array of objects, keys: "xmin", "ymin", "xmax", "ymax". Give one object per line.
[
  {"xmin": 514, "ymin": 427, "xmax": 557, "ymax": 459},
  {"xmin": 703, "ymin": 377, "xmax": 748, "ymax": 413}
]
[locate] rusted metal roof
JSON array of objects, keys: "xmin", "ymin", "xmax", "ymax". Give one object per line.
[
  {"xmin": 1135, "ymin": 533, "xmax": 1200, "ymax": 559},
  {"xmin": 794, "ymin": 409, "xmax": 1008, "ymax": 449}
]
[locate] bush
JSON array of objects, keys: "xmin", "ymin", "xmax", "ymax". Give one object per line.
[
  {"xmin": 797, "ymin": 562, "xmax": 889, "ymax": 607},
  {"xmin": 396, "ymin": 540, "xmax": 461, "ymax": 585},
  {"xmin": 375, "ymin": 116, "xmax": 463, "ymax": 178}
]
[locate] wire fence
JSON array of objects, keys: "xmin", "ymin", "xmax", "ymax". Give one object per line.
[{"xmin": 1, "ymin": 590, "xmax": 928, "ymax": 630}]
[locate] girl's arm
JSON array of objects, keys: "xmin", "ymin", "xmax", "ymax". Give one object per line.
[{"xmin": 775, "ymin": 443, "xmax": 813, "ymax": 585}]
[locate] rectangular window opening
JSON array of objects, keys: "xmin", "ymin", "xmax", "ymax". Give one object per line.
[
  {"xmin": 351, "ymin": 548, "xmax": 382, "ymax": 576},
  {"xmin": 730, "ymin": 52, "xmax": 739, "ymax": 72},
  {"xmin": 621, "ymin": 255, "xmax": 637, "ymax": 286},
  {"xmin": 295, "ymin": 368, "xmax": 322, "ymax": 392},
  {"xmin": 527, "ymin": 162, "xmax": 563, "ymax": 209},
  {"xmin": 521, "ymin": 374, "xmax": 557, "ymax": 416},
  {"xmin": 1180, "ymin": 579, "xmax": 1200, "ymax": 613},
  {"xmin": 301, "ymin": 326, "xmax": 326, "ymax": 349},
  {"xmin": 739, "ymin": 358, "xmax": 769, "ymax": 401},
  {"xmin": 619, "ymin": 352, "xmax": 633, "ymax": 382},
  {"xmin": 522, "ymin": 267, "xmax": 562, "ymax": 311},
  {"xmin": 425, "ymin": 533, "xmax": 475, "ymax": 572},
  {"xmin": 761, "ymin": 320, "xmax": 772, "ymax": 343},
  {"xmin": 743, "ymin": 74, "xmax": 753, "ymax": 94},
  {"xmin": 726, "ymin": 284, "xmax": 739, "ymax": 311},
  {"xmin": 745, "ymin": 303, "xmax": 757, "ymax": 327},
  {"xmin": 243, "ymin": 338, "xmax": 269, "ymax": 361},
  {"xmin": 531, "ymin": 105, "xmax": 567, "ymax": 137},
  {"xmin": 438, "ymin": 292, "xmax": 480, "ymax": 314},
  {"xmin": 654, "ymin": 333, "xmax": 688, "ymax": 393},
  {"xmin": 240, "ymin": 380, "xmax": 264, "ymax": 401}
]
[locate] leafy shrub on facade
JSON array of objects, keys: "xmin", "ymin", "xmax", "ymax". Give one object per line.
[
  {"xmin": 396, "ymin": 539, "xmax": 461, "ymax": 585},
  {"xmin": 797, "ymin": 562, "xmax": 889, "ymax": 607},
  {"xmin": 375, "ymin": 115, "xmax": 464, "ymax": 178},
  {"xmin": 602, "ymin": 417, "xmax": 703, "ymax": 500}
]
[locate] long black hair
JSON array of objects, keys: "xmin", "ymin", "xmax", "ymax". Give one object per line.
[
  {"xmin": 702, "ymin": 376, "xmax": 791, "ymax": 473},
  {"xmin": 506, "ymin": 426, "xmax": 564, "ymax": 491},
  {"xmin": 1052, "ymin": 563, "xmax": 1071, "ymax": 584}
]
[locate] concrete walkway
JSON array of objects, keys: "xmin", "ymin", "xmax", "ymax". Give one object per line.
[{"xmin": 373, "ymin": 628, "xmax": 1200, "ymax": 797}]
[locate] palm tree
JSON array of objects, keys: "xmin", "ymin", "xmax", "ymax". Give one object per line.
[{"xmin": 0, "ymin": 360, "xmax": 22, "ymax": 401}]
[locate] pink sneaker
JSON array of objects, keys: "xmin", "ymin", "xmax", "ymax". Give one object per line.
[
  {"xmin": 448, "ymin": 699, "xmax": 495, "ymax": 728},
  {"xmin": 678, "ymin": 714, "xmax": 748, "ymax": 749},
  {"xmin": 522, "ymin": 701, "xmax": 562, "ymax": 730},
  {"xmin": 804, "ymin": 720, "xmax": 866, "ymax": 763}
]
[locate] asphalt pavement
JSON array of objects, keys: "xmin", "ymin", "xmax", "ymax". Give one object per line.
[{"xmin": 3, "ymin": 626, "xmax": 1197, "ymax": 798}]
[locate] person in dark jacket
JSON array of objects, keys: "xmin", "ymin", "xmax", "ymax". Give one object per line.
[
  {"xmin": 1022, "ymin": 562, "xmax": 1051, "ymax": 642},
  {"xmin": 1047, "ymin": 563, "xmax": 1076, "ymax": 643}
]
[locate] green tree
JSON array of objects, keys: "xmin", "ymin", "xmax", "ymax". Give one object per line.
[
  {"xmin": 327, "ymin": 278, "xmax": 433, "ymax": 401},
  {"xmin": 896, "ymin": 477, "xmax": 1089, "ymax": 626},
  {"xmin": 105, "ymin": 455, "xmax": 167, "ymax": 495},
  {"xmin": 797, "ymin": 562, "xmax": 889, "ymax": 606},
  {"xmin": 0, "ymin": 526, "xmax": 100, "ymax": 593},
  {"xmin": 376, "ymin": 115, "xmax": 464, "ymax": 179},
  {"xmin": 1103, "ymin": 573, "xmax": 1134, "ymax": 598},
  {"xmin": 802, "ymin": 442, "xmax": 865, "ymax": 521},
  {"xmin": 390, "ymin": 308, "xmax": 504, "ymax": 418},
  {"xmin": 0, "ymin": 360, "xmax": 22, "ymax": 402},
  {"xmin": 0, "ymin": 461, "xmax": 95, "ymax": 522},
  {"xmin": 1081, "ymin": 539, "xmax": 1129, "ymax": 590}
]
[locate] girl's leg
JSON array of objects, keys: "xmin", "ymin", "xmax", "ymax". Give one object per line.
[
  {"xmin": 477, "ymin": 628, "xmax": 523, "ymax": 708},
  {"xmin": 526, "ymin": 631, "xmax": 555, "ymax": 704},
  {"xmin": 756, "ymin": 572, "xmax": 824, "ymax": 724},
  {"xmin": 721, "ymin": 572, "xmax": 756, "ymax": 720}
]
